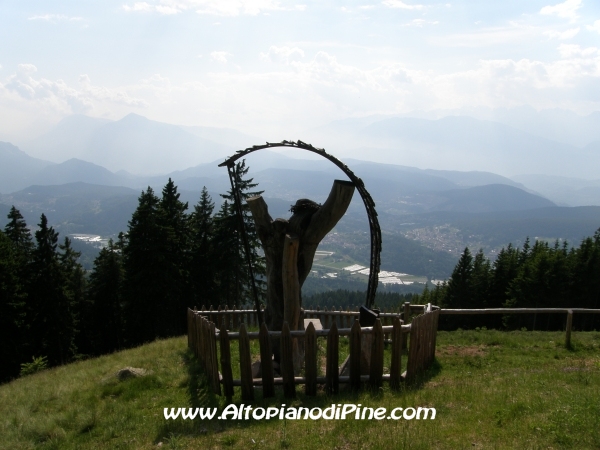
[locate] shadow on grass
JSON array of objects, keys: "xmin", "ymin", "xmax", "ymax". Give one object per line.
[
  {"xmin": 405, "ymin": 359, "xmax": 443, "ymax": 391},
  {"xmin": 154, "ymin": 348, "xmax": 221, "ymax": 443},
  {"xmin": 155, "ymin": 350, "xmax": 442, "ymax": 444}
]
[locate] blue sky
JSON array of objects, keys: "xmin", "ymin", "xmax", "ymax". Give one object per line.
[{"xmin": 1, "ymin": 0, "xmax": 599, "ymax": 140}]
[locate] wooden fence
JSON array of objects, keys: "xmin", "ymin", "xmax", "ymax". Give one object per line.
[
  {"xmin": 191, "ymin": 302, "xmax": 428, "ymax": 330},
  {"xmin": 439, "ymin": 307, "xmax": 600, "ymax": 347},
  {"xmin": 187, "ymin": 304, "xmax": 440, "ymax": 400}
]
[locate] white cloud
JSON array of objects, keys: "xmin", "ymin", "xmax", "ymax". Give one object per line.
[
  {"xmin": 434, "ymin": 24, "xmax": 537, "ymax": 47},
  {"xmin": 557, "ymin": 44, "xmax": 600, "ymax": 58},
  {"xmin": 544, "ymin": 27, "xmax": 580, "ymax": 39},
  {"xmin": 540, "ymin": 0, "xmax": 581, "ymax": 21},
  {"xmin": 403, "ymin": 19, "xmax": 439, "ymax": 27},
  {"xmin": 587, "ymin": 20, "xmax": 600, "ymax": 34},
  {"xmin": 122, "ymin": 0, "xmax": 305, "ymax": 16},
  {"xmin": 193, "ymin": 47, "xmax": 600, "ymax": 126},
  {"xmin": 3, "ymin": 44, "xmax": 599, "ymax": 142},
  {"xmin": 2, "ymin": 65, "xmax": 146, "ymax": 116},
  {"xmin": 28, "ymin": 14, "xmax": 84, "ymax": 22},
  {"xmin": 122, "ymin": 2, "xmax": 180, "ymax": 14},
  {"xmin": 382, "ymin": 0, "xmax": 424, "ymax": 10},
  {"xmin": 211, "ymin": 51, "xmax": 232, "ymax": 63},
  {"xmin": 260, "ymin": 46, "xmax": 304, "ymax": 63}
]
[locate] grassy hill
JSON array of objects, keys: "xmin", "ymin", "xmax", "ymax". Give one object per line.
[{"xmin": 2, "ymin": 330, "xmax": 599, "ymax": 449}]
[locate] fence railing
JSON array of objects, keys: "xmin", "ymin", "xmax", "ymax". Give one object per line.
[
  {"xmin": 438, "ymin": 307, "xmax": 600, "ymax": 347},
  {"xmin": 187, "ymin": 304, "xmax": 440, "ymax": 400},
  {"xmin": 191, "ymin": 302, "xmax": 429, "ymax": 330}
]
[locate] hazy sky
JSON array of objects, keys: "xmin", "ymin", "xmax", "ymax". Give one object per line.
[{"xmin": 1, "ymin": 0, "xmax": 599, "ymax": 140}]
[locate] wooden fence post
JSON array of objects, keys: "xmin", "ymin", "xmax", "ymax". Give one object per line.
[
  {"xmin": 350, "ymin": 319, "xmax": 362, "ymax": 390},
  {"xmin": 305, "ymin": 322, "xmax": 317, "ymax": 396},
  {"xmin": 259, "ymin": 322, "xmax": 275, "ymax": 398},
  {"xmin": 326, "ymin": 322, "xmax": 339, "ymax": 394},
  {"xmin": 281, "ymin": 322, "xmax": 296, "ymax": 398},
  {"xmin": 390, "ymin": 317, "xmax": 402, "ymax": 389},
  {"xmin": 405, "ymin": 314, "xmax": 420, "ymax": 384},
  {"xmin": 220, "ymin": 320, "xmax": 233, "ymax": 401},
  {"xmin": 187, "ymin": 309, "xmax": 191, "ymax": 348},
  {"xmin": 565, "ymin": 309, "xmax": 573, "ymax": 348},
  {"xmin": 239, "ymin": 323, "xmax": 254, "ymax": 401},
  {"xmin": 370, "ymin": 319, "xmax": 384, "ymax": 388},
  {"xmin": 208, "ymin": 321, "xmax": 221, "ymax": 395},
  {"xmin": 402, "ymin": 302, "xmax": 410, "ymax": 353}
]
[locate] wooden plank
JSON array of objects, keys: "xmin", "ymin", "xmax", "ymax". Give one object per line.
[
  {"xmin": 402, "ymin": 303, "xmax": 410, "ymax": 352},
  {"xmin": 403, "ymin": 302, "xmax": 411, "ymax": 323},
  {"xmin": 422, "ymin": 314, "xmax": 428, "ymax": 371},
  {"xmin": 565, "ymin": 309, "xmax": 573, "ymax": 348},
  {"xmin": 204, "ymin": 317, "xmax": 210, "ymax": 370},
  {"xmin": 239, "ymin": 323, "xmax": 254, "ymax": 401},
  {"xmin": 229, "ymin": 374, "xmax": 395, "ymax": 387},
  {"xmin": 196, "ymin": 315, "xmax": 201, "ymax": 360},
  {"xmin": 259, "ymin": 322, "xmax": 275, "ymax": 398},
  {"xmin": 187, "ymin": 309, "xmax": 191, "ymax": 348},
  {"xmin": 231, "ymin": 309, "xmax": 236, "ymax": 330},
  {"xmin": 197, "ymin": 316, "xmax": 204, "ymax": 365},
  {"xmin": 425, "ymin": 313, "xmax": 433, "ymax": 368},
  {"xmin": 349, "ymin": 319, "xmax": 361, "ymax": 391},
  {"xmin": 220, "ymin": 321, "xmax": 234, "ymax": 401},
  {"xmin": 430, "ymin": 311, "xmax": 439, "ymax": 366},
  {"xmin": 221, "ymin": 325, "xmax": 404, "ymax": 340},
  {"xmin": 369, "ymin": 319, "xmax": 384, "ymax": 388},
  {"xmin": 280, "ymin": 322, "xmax": 296, "ymax": 398},
  {"xmin": 440, "ymin": 308, "xmax": 600, "ymax": 314},
  {"xmin": 405, "ymin": 314, "xmax": 420, "ymax": 384},
  {"xmin": 420, "ymin": 314, "xmax": 427, "ymax": 371},
  {"xmin": 204, "ymin": 316, "xmax": 211, "ymax": 368},
  {"xmin": 326, "ymin": 322, "xmax": 339, "ymax": 394},
  {"xmin": 209, "ymin": 321, "xmax": 221, "ymax": 395},
  {"xmin": 390, "ymin": 316, "xmax": 402, "ymax": 390},
  {"xmin": 425, "ymin": 313, "xmax": 432, "ymax": 367},
  {"xmin": 201, "ymin": 317, "xmax": 208, "ymax": 371},
  {"xmin": 305, "ymin": 322, "xmax": 317, "ymax": 396}
]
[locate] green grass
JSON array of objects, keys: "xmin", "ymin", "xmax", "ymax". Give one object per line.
[{"xmin": 1, "ymin": 330, "xmax": 599, "ymax": 449}]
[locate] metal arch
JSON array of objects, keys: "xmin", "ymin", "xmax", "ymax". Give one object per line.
[{"xmin": 219, "ymin": 140, "xmax": 381, "ymax": 309}]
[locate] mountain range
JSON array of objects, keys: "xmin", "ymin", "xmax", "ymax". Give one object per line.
[
  {"xmin": 19, "ymin": 114, "xmax": 252, "ymax": 174},
  {"xmin": 2, "ymin": 110, "xmax": 600, "ymax": 278}
]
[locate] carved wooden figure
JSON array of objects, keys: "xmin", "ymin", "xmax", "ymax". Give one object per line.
[{"xmin": 247, "ymin": 179, "xmax": 355, "ymax": 364}]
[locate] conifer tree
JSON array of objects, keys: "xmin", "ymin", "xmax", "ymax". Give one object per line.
[
  {"xmin": 0, "ymin": 230, "xmax": 26, "ymax": 381},
  {"xmin": 4, "ymin": 206, "xmax": 34, "ymax": 256},
  {"xmin": 214, "ymin": 160, "xmax": 266, "ymax": 307},
  {"xmin": 85, "ymin": 238, "xmax": 124, "ymax": 354},
  {"xmin": 189, "ymin": 187, "xmax": 217, "ymax": 306},
  {"xmin": 212, "ymin": 200, "xmax": 241, "ymax": 306},
  {"xmin": 158, "ymin": 178, "xmax": 191, "ymax": 334},
  {"xmin": 122, "ymin": 187, "xmax": 163, "ymax": 344},
  {"xmin": 59, "ymin": 237, "xmax": 86, "ymax": 355},
  {"xmin": 445, "ymin": 247, "xmax": 473, "ymax": 308},
  {"xmin": 28, "ymin": 214, "xmax": 77, "ymax": 365},
  {"xmin": 1, "ymin": 207, "xmax": 31, "ymax": 379}
]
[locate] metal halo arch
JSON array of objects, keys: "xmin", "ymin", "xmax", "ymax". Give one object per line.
[{"xmin": 219, "ymin": 140, "xmax": 382, "ymax": 311}]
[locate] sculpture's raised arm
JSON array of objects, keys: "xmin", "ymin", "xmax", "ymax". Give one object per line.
[
  {"xmin": 304, "ymin": 180, "xmax": 355, "ymax": 243},
  {"xmin": 290, "ymin": 179, "xmax": 355, "ymax": 287}
]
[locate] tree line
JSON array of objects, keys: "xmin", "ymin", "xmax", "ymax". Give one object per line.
[
  {"xmin": 418, "ymin": 233, "xmax": 600, "ymax": 331},
  {"xmin": 303, "ymin": 289, "xmax": 415, "ymax": 311},
  {"xmin": 0, "ymin": 161, "xmax": 265, "ymax": 383}
]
